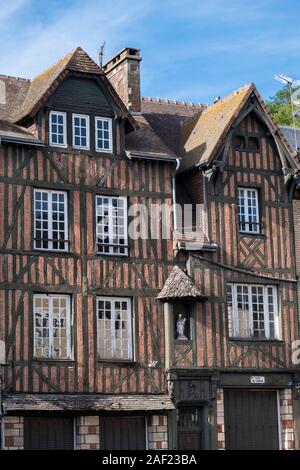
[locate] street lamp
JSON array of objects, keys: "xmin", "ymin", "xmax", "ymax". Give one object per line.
[{"xmin": 275, "ymin": 74, "xmax": 299, "ymax": 151}]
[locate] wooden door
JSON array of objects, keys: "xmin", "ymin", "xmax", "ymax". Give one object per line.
[
  {"xmin": 224, "ymin": 390, "xmax": 279, "ymax": 450},
  {"xmin": 101, "ymin": 416, "xmax": 146, "ymax": 450},
  {"xmin": 177, "ymin": 407, "xmax": 203, "ymax": 450},
  {"xmin": 24, "ymin": 417, "xmax": 74, "ymax": 449}
]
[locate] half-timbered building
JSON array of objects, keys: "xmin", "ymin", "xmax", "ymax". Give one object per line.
[
  {"xmin": 149, "ymin": 86, "xmax": 300, "ymax": 450},
  {"xmin": 0, "ymin": 47, "xmax": 177, "ymax": 450},
  {"xmin": 0, "ymin": 45, "xmax": 300, "ymax": 450}
]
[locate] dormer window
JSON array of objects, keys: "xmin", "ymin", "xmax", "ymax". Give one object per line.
[
  {"xmin": 95, "ymin": 117, "xmax": 113, "ymax": 153},
  {"xmin": 248, "ymin": 136, "xmax": 259, "ymax": 152},
  {"xmin": 72, "ymin": 113, "xmax": 90, "ymax": 150},
  {"xmin": 234, "ymin": 134, "xmax": 246, "ymax": 150},
  {"xmin": 49, "ymin": 111, "xmax": 67, "ymax": 148}
]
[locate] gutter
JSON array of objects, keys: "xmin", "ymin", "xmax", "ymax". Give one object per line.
[
  {"xmin": 172, "ymin": 158, "xmax": 181, "ymax": 232},
  {"xmin": 0, "ymin": 136, "xmax": 44, "ymax": 147},
  {"xmin": 125, "ymin": 150, "xmax": 179, "ymax": 163}
]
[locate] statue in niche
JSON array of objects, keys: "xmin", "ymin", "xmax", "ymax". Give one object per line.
[{"xmin": 176, "ymin": 313, "xmax": 188, "ymax": 340}]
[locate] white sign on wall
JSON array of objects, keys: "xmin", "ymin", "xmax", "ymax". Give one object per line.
[
  {"xmin": 250, "ymin": 376, "xmax": 266, "ymax": 384},
  {"xmin": 0, "ymin": 340, "xmax": 6, "ymax": 365}
]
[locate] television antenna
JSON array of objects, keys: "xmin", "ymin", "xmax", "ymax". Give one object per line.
[
  {"xmin": 275, "ymin": 74, "xmax": 300, "ymax": 151},
  {"xmin": 99, "ymin": 41, "xmax": 106, "ymax": 69}
]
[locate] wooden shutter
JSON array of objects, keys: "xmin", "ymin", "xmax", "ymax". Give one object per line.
[
  {"xmin": 24, "ymin": 417, "xmax": 74, "ymax": 450},
  {"xmin": 101, "ymin": 416, "xmax": 146, "ymax": 450},
  {"xmin": 224, "ymin": 390, "xmax": 279, "ymax": 450}
]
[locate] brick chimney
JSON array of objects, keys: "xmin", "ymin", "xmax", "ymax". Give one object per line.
[{"xmin": 103, "ymin": 48, "xmax": 142, "ymax": 114}]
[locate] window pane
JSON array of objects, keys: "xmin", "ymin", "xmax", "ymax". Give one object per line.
[
  {"xmin": 251, "ymin": 286, "xmax": 265, "ymax": 338},
  {"xmin": 50, "ymin": 112, "xmax": 66, "ymax": 147},
  {"xmin": 96, "ymin": 118, "xmax": 112, "ymax": 152},
  {"xmin": 238, "ymin": 188, "xmax": 259, "ymax": 234},
  {"xmin": 34, "ymin": 295, "xmax": 70, "ymax": 359},
  {"xmin": 228, "ymin": 284, "xmax": 278, "ymax": 340},
  {"xmin": 97, "ymin": 298, "xmax": 131, "ymax": 359},
  {"xmin": 34, "ymin": 296, "xmax": 50, "ymax": 358},
  {"xmin": 34, "ymin": 191, "xmax": 68, "ymax": 251},
  {"xmin": 73, "ymin": 115, "xmax": 89, "ymax": 149},
  {"xmin": 96, "ymin": 196, "xmax": 128, "ymax": 255}
]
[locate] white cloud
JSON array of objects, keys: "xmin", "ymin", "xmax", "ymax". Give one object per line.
[
  {"xmin": 0, "ymin": 0, "xmax": 153, "ymax": 77},
  {"xmin": 0, "ymin": 0, "xmax": 28, "ymax": 22}
]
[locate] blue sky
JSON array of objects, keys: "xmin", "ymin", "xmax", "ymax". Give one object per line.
[{"xmin": 0, "ymin": 0, "xmax": 299, "ymax": 104}]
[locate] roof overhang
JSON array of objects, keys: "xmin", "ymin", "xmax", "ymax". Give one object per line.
[
  {"xmin": 158, "ymin": 266, "xmax": 206, "ymax": 301},
  {"xmin": 0, "ymin": 136, "xmax": 44, "ymax": 147},
  {"xmin": 3, "ymin": 393, "xmax": 175, "ymax": 412},
  {"xmin": 126, "ymin": 150, "xmax": 179, "ymax": 163}
]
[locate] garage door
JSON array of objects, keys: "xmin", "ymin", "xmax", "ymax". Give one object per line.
[
  {"xmin": 24, "ymin": 417, "xmax": 74, "ymax": 450},
  {"xmin": 224, "ymin": 390, "xmax": 279, "ymax": 450},
  {"xmin": 101, "ymin": 416, "xmax": 146, "ymax": 450}
]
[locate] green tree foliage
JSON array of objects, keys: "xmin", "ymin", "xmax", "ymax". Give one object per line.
[{"xmin": 266, "ymin": 86, "xmax": 300, "ymax": 127}]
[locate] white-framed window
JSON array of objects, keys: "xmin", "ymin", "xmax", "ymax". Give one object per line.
[
  {"xmin": 227, "ymin": 283, "xmax": 280, "ymax": 339},
  {"xmin": 49, "ymin": 111, "xmax": 67, "ymax": 147},
  {"xmin": 34, "ymin": 189, "xmax": 68, "ymax": 251},
  {"xmin": 95, "ymin": 195, "xmax": 128, "ymax": 255},
  {"xmin": 237, "ymin": 187, "xmax": 260, "ymax": 234},
  {"xmin": 95, "ymin": 117, "xmax": 113, "ymax": 153},
  {"xmin": 72, "ymin": 113, "xmax": 90, "ymax": 150},
  {"xmin": 97, "ymin": 297, "xmax": 133, "ymax": 360},
  {"xmin": 33, "ymin": 294, "xmax": 71, "ymax": 359}
]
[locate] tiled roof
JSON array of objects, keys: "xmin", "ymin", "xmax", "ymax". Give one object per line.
[
  {"xmin": 17, "ymin": 47, "xmax": 107, "ymax": 122},
  {"xmin": 0, "ymin": 120, "xmax": 42, "ymax": 145},
  {"xmin": 157, "ymin": 265, "xmax": 205, "ymax": 300},
  {"xmin": 3, "ymin": 393, "xmax": 175, "ymax": 411},
  {"xmin": 125, "ymin": 114, "xmax": 176, "ymax": 157},
  {"xmin": 0, "ymin": 48, "xmax": 298, "ymax": 167},
  {"xmin": 141, "ymin": 97, "xmax": 205, "ymax": 155},
  {"xmin": 180, "ymin": 84, "xmax": 253, "ymax": 170},
  {"xmin": 179, "ymin": 84, "xmax": 298, "ymax": 171},
  {"xmin": 0, "ymin": 47, "xmax": 135, "ymax": 131}
]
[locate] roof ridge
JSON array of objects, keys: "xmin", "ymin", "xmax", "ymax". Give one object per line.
[
  {"xmin": 30, "ymin": 48, "xmax": 78, "ymax": 83},
  {"xmin": 205, "ymin": 83, "xmax": 253, "ymax": 110},
  {"xmin": 142, "ymin": 96, "xmax": 206, "ymax": 108},
  {"xmin": 68, "ymin": 46, "xmax": 103, "ymax": 73},
  {"xmin": 0, "ymin": 74, "xmax": 30, "ymax": 82}
]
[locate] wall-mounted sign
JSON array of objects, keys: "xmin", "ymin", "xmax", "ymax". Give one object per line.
[
  {"xmin": 0, "ymin": 340, "xmax": 5, "ymax": 365},
  {"xmin": 250, "ymin": 376, "xmax": 265, "ymax": 384}
]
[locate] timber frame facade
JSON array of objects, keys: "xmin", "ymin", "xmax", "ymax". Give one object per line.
[
  {"xmin": 0, "ymin": 45, "xmax": 300, "ymax": 450},
  {"xmin": 0, "ymin": 48, "xmax": 176, "ymax": 450},
  {"xmin": 165, "ymin": 87, "xmax": 300, "ymax": 450}
]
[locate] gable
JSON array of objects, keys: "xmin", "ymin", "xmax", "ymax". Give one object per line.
[
  {"xmin": 229, "ymin": 111, "xmax": 283, "ymax": 173},
  {"xmin": 47, "ymin": 75, "xmax": 114, "ymax": 116},
  {"xmin": 180, "ymin": 84, "xmax": 298, "ymax": 176}
]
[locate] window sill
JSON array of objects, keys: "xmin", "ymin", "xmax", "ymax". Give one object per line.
[
  {"xmin": 175, "ymin": 339, "xmax": 193, "ymax": 345},
  {"xmin": 49, "ymin": 144, "xmax": 68, "ymax": 150},
  {"xmin": 33, "ymin": 358, "xmax": 75, "ymax": 363},
  {"xmin": 33, "ymin": 248, "xmax": 71, "ymax": 254},
  {"xmin": 239, "ymin": 233, "xmax": 265, "ymax": 239},
  {"xmin": 97, "ymin": 359, "xmax": 137, "ymax": 366},
  {"xmin": 95, "ymin": 149, "xmax": 113, "ymax": 154},
  {"xmin": 228, "ymin": 337, "xmax": 284, "ymax": 344},
  {"xmin": 96, "ymin": 252, "xmax": 129, "ymax": 258}
]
